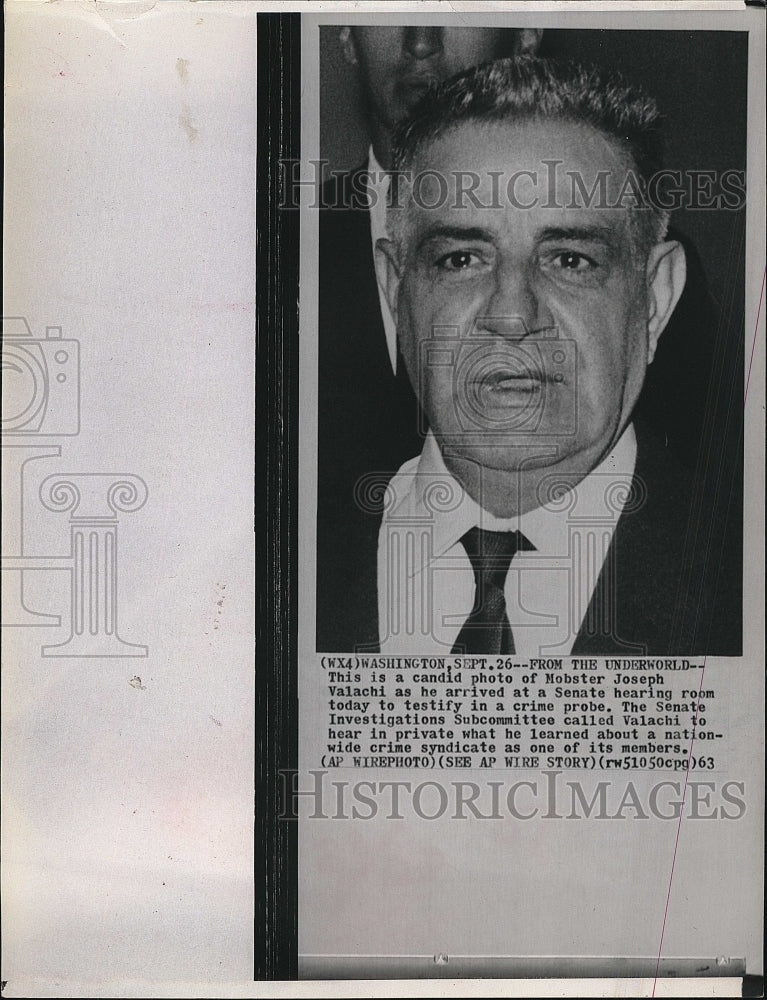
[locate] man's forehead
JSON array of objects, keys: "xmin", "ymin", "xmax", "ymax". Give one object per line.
[
  {"xmin": 407, "ymin": 118, "xmax": 632, "ymax": 195},
  {"xmin": 397, "ymin": 117, "xmax": 637, "ymax": 242},
  {"xmin": 413, "ymin": 116, "xmax": 626, "ymax": 165}
]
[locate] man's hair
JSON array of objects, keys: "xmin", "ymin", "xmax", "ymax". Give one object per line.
[{"xmin": 389, "ymin": 55, "xmax": 670, "ymax": 255}]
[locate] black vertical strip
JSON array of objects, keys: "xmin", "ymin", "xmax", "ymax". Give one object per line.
[{"xmin": 255, "ymin": 12, "xmax": 300, "ymax": 981}]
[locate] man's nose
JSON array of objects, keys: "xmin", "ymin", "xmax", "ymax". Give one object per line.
[
  {"xmin": 478, "ymin": 267, "xmax": 551, "ymax": 338},
  {"xmin": 403, "ymin": 27, "xmax": 444, "ymax": 61}
]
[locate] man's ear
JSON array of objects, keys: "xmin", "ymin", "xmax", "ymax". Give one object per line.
[
  {"xmin": 339, "ymin": 26, "xmax": 358, "ymax": 66},
  {"xmin": 514, "ymin": 29, "xmax": 544, "ymax": 56},
  {"xmin": 374, "ymin": 237, "xmax": 403, "ymax": 325},
  {"xmin": 645, "ymin": 240, "xmax": 686, "ymax": 364}
]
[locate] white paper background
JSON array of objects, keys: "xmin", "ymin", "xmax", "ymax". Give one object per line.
[{"xmin": 3, "ymin": 0, "xmax": 255, "ymax": 989}]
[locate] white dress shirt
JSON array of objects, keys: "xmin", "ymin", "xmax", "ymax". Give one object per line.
[
  {"xmin": 366, "ymin": 147, "xmax": 398, "ymax": 373},
  {"xmin": 378, "ymin": 426, "xmax": 638, "ymax": 656}
]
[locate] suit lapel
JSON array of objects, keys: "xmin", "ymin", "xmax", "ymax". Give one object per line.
[{"xmin": 573, "ymin": 425, "xmax": 714, "ymax": 655}]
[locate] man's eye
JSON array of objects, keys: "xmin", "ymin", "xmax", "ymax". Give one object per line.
[
  {"xmin": 436, "ymin": 250, "xmax": 480, "ymax": 271},
  {"xmin": 554, "ymin": 251, "xmax": 596, "ymax": 271}
]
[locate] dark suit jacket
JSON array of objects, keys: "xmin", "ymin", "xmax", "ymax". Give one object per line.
[
  {"xmin": 571, "ymin": 423, "xmax": 742, "ymax": 655},
  {"xmin": 319, "ymin": 417, "xmax": 742, "ymax": 655},
  {"xmin": 316, "ymin": 167, "xmax": 424, "ymax": 650},
  {"xmin": 316, "ymin": 167, "xmax": 742, "ymax": 655}
]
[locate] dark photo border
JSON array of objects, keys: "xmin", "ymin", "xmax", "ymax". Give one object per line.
[{"xmin": 255, "ymin": 11, "xmax": 300, "ymax": 981}]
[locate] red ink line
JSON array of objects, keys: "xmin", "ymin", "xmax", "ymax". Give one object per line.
[
  {"xmin": 744, "ymin": 267, "xmax": 765, "ymax": 406},
  {"xmin": 652, "ymin": 657, "xmax": 708, "ymax": 996}
]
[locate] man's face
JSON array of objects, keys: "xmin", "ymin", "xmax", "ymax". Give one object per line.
[
  {"xmin": 343, "ymin": 27, "xmax": 513, "ymax": 129},
  {"xmin": 390, "ymin": 119, "xmax": 661, "ymax": 477}
]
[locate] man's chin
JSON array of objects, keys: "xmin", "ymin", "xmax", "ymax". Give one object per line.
[{"xmin": 440, "ymin": 438, "xmax": 571, "ymax": 475}]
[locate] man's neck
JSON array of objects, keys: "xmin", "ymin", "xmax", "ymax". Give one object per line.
[{"xmin": 441, "ymin": 430, "xmax": 633, "ymax": 519}]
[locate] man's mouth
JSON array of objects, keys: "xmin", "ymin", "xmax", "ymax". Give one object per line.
[
  {"xmin": 484, "ymin": 371, "xmax": 544, "ymax": 393},
  {"xmin": 474, "ymin": 365, "xmax": 550, "ymax": 395},
  {"xmin": 396, "ymin": 74, "xmax": 440, "ymax": 103}
]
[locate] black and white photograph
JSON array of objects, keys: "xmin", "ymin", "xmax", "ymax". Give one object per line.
[{"xmin": 314, "ymin": 24, "xmax": 745, "ymax": 658}]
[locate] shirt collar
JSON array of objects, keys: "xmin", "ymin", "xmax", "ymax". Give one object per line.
[
  {"xmin": 367, "ymin": 146, "xmax": 390, "ymax": 244},
  {"xmin": 388, "ymin": 425, "xmax": 638, "ymax": 570}
]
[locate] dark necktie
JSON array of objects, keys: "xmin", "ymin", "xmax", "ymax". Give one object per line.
[{"xmin": 452, "ymin": 526, "xmax": 535, "ymax": 654}]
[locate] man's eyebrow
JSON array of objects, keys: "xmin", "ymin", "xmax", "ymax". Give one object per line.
[
  {"xmin": 415, "ymin": 225, "xmax": 494, "ymax": 250},
  {"xmin": 536, "ymin": 225, "xmax": 620, "ymax": 244}
]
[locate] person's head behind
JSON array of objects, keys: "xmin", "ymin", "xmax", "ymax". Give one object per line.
[
  {"xmin": 376, "ymin": 57, "xmax": 687, "ymax": 514},
  {"xmin": 339, "ymin": 27, "xmax": 542, "ymax": 167}
]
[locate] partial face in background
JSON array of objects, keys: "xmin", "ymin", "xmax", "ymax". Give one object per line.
[
  {"xmin": 378, "ymin": 118, "xmax": 686, "ymax": 478},
  {"xmin": 340, "ymin": 27, "xmax": 541, "ymax": 131}
]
